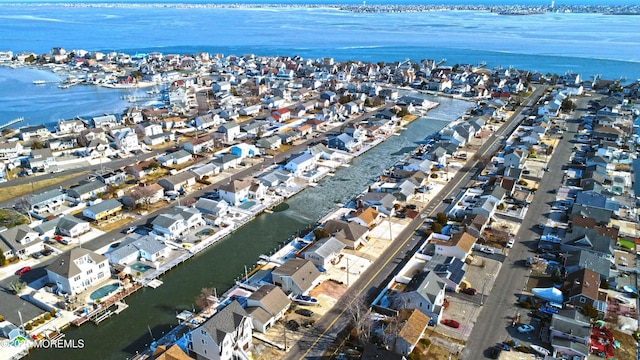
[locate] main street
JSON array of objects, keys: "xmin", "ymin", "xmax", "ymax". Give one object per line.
[
  {"xmin": 462, "ymin": 93, "xmax": 593, "ymax": 358},
  {"xmin": 285, "ymin": 85, "xmax": 546, "ymax": 360}
]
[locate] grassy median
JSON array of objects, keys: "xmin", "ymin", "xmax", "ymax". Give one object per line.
[{"xmin": 0, "ymin": 172, "xmax": 89, "ymax": 203}]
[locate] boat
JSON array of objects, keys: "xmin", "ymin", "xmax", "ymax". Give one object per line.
[
  {"xmin": 530, "ymin": 345, "xmax": 550, "ymax": 356},
  {"xmin": 292, "ymin": 294, "xmax": 319, "ymax": 306},
  {"xmin": 33, "ymin": 80, "xmax": 46, "ymax": 85}
]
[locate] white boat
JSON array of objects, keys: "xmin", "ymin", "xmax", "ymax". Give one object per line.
[
  {"xmin": 33, "ymin": 80, "xmax": 46, "ymax": 85},
  {"xmin": 292, "ymin": 294, "xmax": 319, "ymax": 306},
  {"xmin": 530, "ymin": 345, "xmax": 550, "ymax": 356}
]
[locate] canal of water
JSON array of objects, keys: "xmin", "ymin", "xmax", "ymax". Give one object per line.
[{"xmin": 25, "ymin": 95, "xmax": 470, "ymax": 360}]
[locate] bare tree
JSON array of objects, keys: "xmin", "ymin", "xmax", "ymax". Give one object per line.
[
  {"xmin": 348, "ymin": 294, "xmax": 373, "ymax": 343},
  {"xmin": 131, "ymin": 185, "xmax": 158, "ymax": 210},
  {"xmin": 195, "ymin": 287, "xmax": 217, "ymax": 311}
]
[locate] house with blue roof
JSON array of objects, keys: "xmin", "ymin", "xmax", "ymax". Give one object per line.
[
  {"xmin": 284, "ymin": 152, "xmax": 316, "ymax": 176},
  {"xmin": 328, "ymin": 133, "xmax": 359, "ymax": 152}
]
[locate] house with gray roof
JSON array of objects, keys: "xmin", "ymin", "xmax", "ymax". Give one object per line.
[
  {"xmin": 245, "ymin": 284, "xmax": 290, "ymax": 333},
  {"xmin": 104, "ymin": 234, "xmax": 168, "ymax": 265},
  {"xmin": 152, "ymin": 206, "xmax": 204, "ymax": 240},
  {"xmin": 256, "ymin": 135, "xmax": 282, "ymax": 150},
  {"xmin": 398, "ymin": 270, "xmax": 446, "ymax": 323},
  {"xmin": 574, "ymin": 190, "xmax": 619, "ymax": 212},
  {"xmin": 322, "ymin": 219, "xmax": 369, "ymax": 250},
  {"xmin": 549, "ymin": 310, "xmax": 591, "ymax": 359},
  {"xmin": 328, "ymin": 133, "xmax": 359, "ymax": 152},
  {"xmin": 189, "ymin": 162, "xmax": 220, "ymax": 180},
  {"xmin": 0, "ymin": 224, "xmax": 43, "ymax": 259},
  {"xmin": 157, "ymin": 150, "xmax": 192, "ymax": 166},
  {"xmin": 28, "ymin": 148, "xmax": 56, "ymax": 170},
  {"xmin": 157, "ymin": 171, "xmax": 196, "ymax": 192},
  {"xmin": 272, "ymin": 258, "xmax": 321, "ymax": 295},
  {"xmin": 304, "ymin": 236, "xmax": 346, "ymax": 268},
  {"xmin": 284, "ymin": 152, "xmax": 316, "ymax": 176},
  {"xmin": 30, "ymin": 189, "xmax": 66, "ymax": 213},
  {"xmin": 422, "ymin": 255, "xmax": 467, "ymax": 291},
  {"xmin": 212, "ymin": 153, "xmax": 241, "ymax": 170},
  {"xmin": 56, "ymin": 215, "xmax": 91, "ymax": 238},
  {"xmin": 561, "ymin": 226, "xmax": 615, "ymax": 259},
  {"xmin": 194, "ymin": 198, "xmax": 229, "ymax": 218},
  {"xmin": 32, "ymin": 217, "xmax": 61, "ymax": 239},
  {"xmin": 67, "ymin": 180, "xmax": 109, "ymax": 201},
  {"xmin": 190, "ymin": 300, "xmax": 253, "ymax": 360},
  {"xmin": 46, "ymin": 248, "xmax": 110, "ymax": 295},
  {"xmin": 82, "ymin": 199, "xmax": 123, "ymax": 221},
  {"xmin": 257, "ymin": 168, "xmax": 295, "ymax": 188},
  {"xmin": 357, "ymin": 192, "xmax": 397, "ymax": 216}
]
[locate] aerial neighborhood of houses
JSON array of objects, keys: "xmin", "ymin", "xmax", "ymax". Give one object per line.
[{"xmin": 1, "ymin": 47, "xmax": 640, "ymax": 360}]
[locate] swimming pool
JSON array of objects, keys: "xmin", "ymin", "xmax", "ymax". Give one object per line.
[{"xmin": 90, "ymin": 283, "xmax": 119, "ymax": 301}]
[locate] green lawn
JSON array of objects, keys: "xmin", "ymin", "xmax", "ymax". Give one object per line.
[{"xmin": 618, "ymin": 239, "xmax": 635, "ymax": 250}]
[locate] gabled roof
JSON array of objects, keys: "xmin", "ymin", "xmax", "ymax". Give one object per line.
[
  {"xmin": 199, "ymin": 300, "xmax": 249, "ymax": 344},
  {"xmin": 47, "ymin": 248, "xmax": 107, "ymax": 278},
  {"xmin": 150, "ymin": 344, "xmax": 192, "ymax": 360},
  {"xmin": 272, "ymin": 258, "xmax": 320, "ymax": 291},
  {"xmin": 305, "ymin": 236, "xmax": 346, "ymax": 259},
  {"xmin": 219, "ymin": 178, "xmax": 252, "ymax": 193},
  {"xmin": 56, "ymin": 215, "xmax": 89, "ymax": 231},
  {"xmin": 404, "ymin": 271, "xmax": 445, "ymax": 305},
  {"xmin": 563, "ymin": 268, "xmax": 600, "ymax": 301},
  {"xmin": 246, "ymin": 284, "xmax": 290, "ymax": 317},
  {"xmin": 395, "ymin": 309, "xmax": 430, "ymax": 349},
  {"xmin": 84, "ymin": 199, "xmax": 122, "ymax": 214},
  {"xmin": 322, "ymin": 219, "xmax": 368, "ymax": 243},
  {"xmin": 349, "ymin": 207, "xmax": 379, "ymax": 226}
]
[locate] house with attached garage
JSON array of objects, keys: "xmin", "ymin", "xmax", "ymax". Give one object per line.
[
  {"xmin": 55, "ymin": 215, "xmax": 91, "ymax": 238},
  {"xmin": 183, "ymin": 135, "xmax": 214, "ymax": 154},
  {"xmin": 30, "ymin": 189, "xmax": 66, "ymax": 214},
  {"xmin": 271, "ymin": 258, "xmax": 321, "ymax": 295},
  {"xmin": 321, "ymin": 219, "xmax": 369, "ymax": 250},
  {"xmin": 0, "ymin": 225, "xmax": 44, "ymax": 259},
  {"xmin": 157, "ymin": 171, "xmax": 197, "ymax": 192},
  {"xmin": 385, "ymin": 309, "xmax": 431, "ymax": 357},
  {"xmin": 151, "ymin": 206, "xmax": 204, "ymax": 240},
  {"xmin": 194, "ymin": 198, "xmax": 230, "ymax": 218},
  {"xmin": 217, "ymin": 122, "xmax": 241, "ymax": 143},
  {"xmin": 218, "ymin": 178, "xmax": 252, "ymax": 206},
  {"xmin": 397, "ymin": 270, "xmax": 446, "ymax": 324},
  {"xmin": 28, "ymin": 148, "xmax": 56, "ymax": 170},
  {"xmin": 104, "ymin": 234, "xmax": 168, "ymax": 266},
  {"xmin": 188, "ymin": 300, "xmax": 253, "ymax": 360},
  {"xmin": 284, "ymin": 152, "xmax": 317, "ymax": 177},
  {"xmin": 245, "ymin": 284, "xmax": 291, "ymax": 333},
  {"xmin": 46, "ymin": 248, "xmax": 110, "ymax": 296},
  {"xmin": 67, "ymin": 180, "xmax": 109, "ymax": 202},
  {"xmin": 303, "ymin": 236, "xmax": 346, "ymax": 268},
  {"xmin": 157, "ymin": 149, "xmax": 192, "ymax": 166},
  {"xmin": 0, "ymin": 141, "xmax": 24, "ymax": 160}
]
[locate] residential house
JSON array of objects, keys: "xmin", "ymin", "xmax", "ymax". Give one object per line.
[
  {"xmin": 124, "ymin": 183, "xmax": 165, "ymax": 208},
  {"xmin": 195, "ymin": 198, "xmax": 230, "ymax": 218},
  {"xmin": 304, "ymin": 236, "xmax": 346, "ymax": 268},
  {"xmin": 257, "ymin": 168, "xmax": 295, "ymax": 188},
  {"xmin": 321, "ymin": 219, "xmax": 369, "ymax": 250},
  {"xmin": 422, "ymin": 254, "xmax": 467, "ymax": 291},
  {"xmin": 348, "ymin": 207, "xmax": 381, "ymax": 228},
  {"xmin": 110, "ymin": 127, "xmax": 141, "ymax": 153},
  {"xmin": 189, "ymin": 300, "xmax": 252, "ymax": 360},
  {"xmin": 218, "ymin": 122, "xmax": 241, "ymax": 143},
  {"xmin": 184, "ymin": 135, "xmax": 214, "ymax": 154},
  {"xmin": 56, "ymin": 119, "xmax": 85, "ymax": 135},
  {"xmin": 96, "ymin": 169, "xmax": 127, "ymax": 185},
  {"xmin": 148, "ymin": 344, "xmax": 192, "ymax": 360},
  {"xmin": 158, "ymin": 150, "xmax": 192, "ymax": 166},
  {"xmin": 151, "ymin": 206, "xmax": 204, "ymax": 240},
  {"xmin": 30, "ymin": 189, "xmax": 66, "ymax": 214},
  {"xmin": 328, "ymin": 133, "xmax": 359, "ymax": 152},
  {"xmin": 91, "ymin": 114, "xmax": 119, "ymax": 128},
  {"xmin": 271, "ymin": 258, "xmax": 321, "ymax": 295},
  {"xmin": 503, "ymin": 149, "xmax": 528, "ymax": 169},
  {"xmin": 562, "ymin": 268, "xmax": 606, "ymax": 313},
  {"xmin": 257, "ymin": 136, "xmax": 282, "ymax": 150},
  {"xmin": 55, "ymin": 215, "xmax": 91, "ymax": 238},
  {"xmin": 46, "ymin": 248, "xmax": 110, "ymax": 295},
  {"xmin": 561, "ymin": 226, "xmax": 615, "ymax": 259},
  {"xmin": 189, "ymin": 163, "xmax": 220, "ymax": 180},
  {"xmin": 428, "ymin": 231, "xmax": 477, "ymax": 261},
  {"xmin": 157, "ymin": 171, "xmax": 197, "ymax": 192},
  {"xmin": 563, "ymin": 250, "xmax": 612, "ymax": 282},
  {"xmin": 0, "ymin": 225, "xmax": 44, "ymax": 259},
  {"xmin": 82, "ymin": 199, "xmax": 123, "ymax": 221},
  {"xmin": 549, "ymin": 311, "xmax": 592, "ymax": 360},
  {"xmin": 218, "ymin": 179, "xmax": 251, "ymax": 206},
  {"xmin": 231, "ymin": 143, "xmax": 260, "ymax": 159},
  {"xmin": 194, "ymin": 113, "xmax": 221, "ymax": 130},
  {"xmin": 385, "ymin": 309, "xmax": 431, "ymax": 357},
  {"xmin": 28, "ymin": 148, "xmax": 56, "ymax": 170},
  {"xmin": 284, "ymin": 152, "xmax": 316, "ymax": 176},
  {"xmin": 245, "ymin": 285, "xmax": 291, "ymax": 333},
  {"xmin": 460, "ymin": 213, "xmax": 488, "ymax": 239},
  {"xmin": 212, "ymin": 154, "xmax": 241, "ymax": 171},
  {"xmin": 0, "ymin": 141, "xmax": 24, "ymax": 159},
  {"xmin": 67, "ymin": 180, "xmax": 109, "ymax": 202},
  {"xmin": 397, "ymin": 271, "xmax": 446, "ymax": 323},
  {"xmin": 124, "ymin": 160, "xmax": 159, "ymax": 180},
  {"xmin": 104, "ymin": 234, "xmax": 168, "ymax": 265},
  {"xmin": 356, "ymin": 192, "xmax": 397, "ymax": 216},
  {"xmin": 20, "ymin": 124, "xmax": 51, "ymax": 141}
]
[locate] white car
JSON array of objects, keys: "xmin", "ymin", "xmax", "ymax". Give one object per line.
[
  {"xmin": 480, "ymin": 246, "xmax": 495, "ymax": 254},
  {"xmin": 506, "ymin": 239, "xmax": 515, "ymax": 248}
]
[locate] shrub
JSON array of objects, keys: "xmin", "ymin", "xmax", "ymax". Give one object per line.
[
  {"xmin": 497, "ymin": 203, "xmax": 506, "ymax": 211},
  {"xmin": 430, "ymin": 173, "xmax": 438, "ymax": 179},
  {"xmin": 25, "ymin": 323, "xmax": 32, "ymax": 331},
  {"xmin": 419, "ymin": 338, "xmax": 432, "ymax": 347},
  {"xmin": 50, "ymin": 308, "xmax": 57, "ymax": 316},
  {"xmin": 44, "ymin": 312, "xmax": 51, "ymax": 320},
  {"xmin": 431, "ymin": 223, "xmax": 443, "ymax": 234},
  {"xmin": 0, "ymin": 314, "xmax": 4, "ymax": 322}
]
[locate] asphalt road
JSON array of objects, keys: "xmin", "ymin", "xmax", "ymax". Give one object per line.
[
  {"xmin": 462, "ymin": 93, "xmax": 593, "ymax": 358},
  {"xmin": 284, "ymin": 86, "xmax": 547, "ymax": 360}
]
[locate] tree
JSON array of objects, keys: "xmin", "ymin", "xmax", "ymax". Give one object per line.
[
  {"xmin": 10, "ymin": 279, "xmax": 26, "ymax": 294},
  {"xmin": 560, "ymin": 97, "xmax": 576, "ymax": 112},
  {"xmin": 431, "ymin": 223, "xmax": 443, "ymax": 234},
  {"xmin": 435, "ymin": 212, "xmax": 448, "ymax": 226},
  {"xmin": 348, "ymin": 294, "xmax": 372, "ymax": 344},
  {"xmin": 131, "ymin": 185, "xmax": 158, "ymax": 210},
  {"xmin": 581, "ymin": 303, "xmax": 600, "ymax": 319},
  {"xmin": 195, "ymin": 287, "xmax": 217, "ymax": 311},
  {"xmin": 313, "ymin": 228, "xmax": 330, "ymax": 240}
]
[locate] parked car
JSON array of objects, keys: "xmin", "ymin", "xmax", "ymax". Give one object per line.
[
  {"xmin": 406, "ymin": 204, "xmax": 417, "ymax": 210},
  {"xmin": 295, "ymin": 309, "xmax": 314, "ymax": 317},
  {"xmin": 517, "ymin": 324, "xmax": 535, "ymax": 333},
  {"xmin": 16, "ymin": 266, "xmax": 31, "ymax": 275},
  {"xmin": 41, "ymin": 249, "xmax": 54, "ymax": 256},
  {"xmin": 123, "ymin": 226, "xmax": 137, "ymax": 234},
  {"xmin": 31, "ymin": 252, "xmax": 44, "ymax": 259},
  {"xmin": 285, "ymin": 319, "xmax": 300, "ymax": 331},
  {"xmin": 480, "ymin": 246, "xmax": 495, "ymax": 255},
  {"xmin": 506, "ymin": 239, "xmax": 515, "ymax": 248},
  {"xmin": 442, "ymin": 319, "xmax": 460, "ymax": 328},
  {"xmin": 60, "ymin": 239, "xmax": 70, "ymax": 245},
  {"xmin": 461, "ymin": 288, "xmax": 477, "ymax": 296}
]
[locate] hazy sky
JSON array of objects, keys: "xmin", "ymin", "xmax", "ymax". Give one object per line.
[{"xmin": 4, "ymin": 0, "xmax": 639, "ymax": 5}]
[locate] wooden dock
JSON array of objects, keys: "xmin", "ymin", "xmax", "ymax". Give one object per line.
[{"xmin": 71, "ymin": 282, "xmax": 142, "ymax": 327}]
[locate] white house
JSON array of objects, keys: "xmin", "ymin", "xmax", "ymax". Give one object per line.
[
  {"xmin": 151, "ymin": 206, "xmax": 204, "ymax": 240},
  {"xmin": 218, "ymin": 179, "xmax": 252, "ymax": 206},
  {"xmin": 55, "ymin": 215, "xmax": 91, "ymax": 238},
  {"xmin": 104, "ymin": 234, "xmax": 168, "ymax": 265},
  {"xmin": 189, "ymin": 300, "xmax": 253, "ymax": 360},
  {"xmin": 46, "ymin": 248, "xmax": 110, "ymax": 295},
  {"xmin": 0, "ymin": 225, "xmax": 44, "ymax": 259},
  {"xmin": 284, "ymin": 152, "xmax": 316, "ymax": 176}
]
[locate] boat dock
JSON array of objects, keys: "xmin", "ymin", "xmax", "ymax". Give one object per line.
[{"xmin": 70, "ymin": 282, "xmax": 142, "ymax": 327}]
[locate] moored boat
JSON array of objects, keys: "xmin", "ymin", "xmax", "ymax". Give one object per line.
[
  {"xmin": 530, "ymin": 345, "xmax": 550, "ymax": 356},
  {"xmin": 33, "ymin": 80, "xmax": 46, "ymax": 85}
]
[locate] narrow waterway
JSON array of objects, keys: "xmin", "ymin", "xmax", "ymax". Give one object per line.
[{"xmin": 26, "ymin": 96, "xmax": 470, "ymax": 360}]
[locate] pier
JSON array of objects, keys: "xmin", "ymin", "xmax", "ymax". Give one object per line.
[{"xmin": 0, "ymin": 117, "xmax": 24, "ymax": 130}]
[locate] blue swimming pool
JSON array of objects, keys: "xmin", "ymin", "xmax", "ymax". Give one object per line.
[{"xmin": 90, "ymin": 283, "xmax": 119, "ymax": 301}]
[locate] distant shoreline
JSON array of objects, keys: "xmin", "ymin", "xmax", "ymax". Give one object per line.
[{"xmin": 1, "ymin": 2, "xmax": 639, "ymax": 15}]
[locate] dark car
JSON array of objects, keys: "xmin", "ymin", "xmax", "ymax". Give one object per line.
[
  {"xmin": 406, "ymin": 204, "xmax": 417, "ymax": 210},
  {"xmin": 41, "ymin": 249, "xmax": 54, "ymax": 256},
  {"xmin": 461, "ymin": 288, "xmax": 477, "ymax": 296},
  {"xmin": 285, "ymin": 319, "xmax": 300, "ymax": 331},
  {"xmin": 295, "ymin": 309, "xmax": 314, "ymax": 317},
  {"xmin": 31, "ymin": 252, "xmax": 44, "ymax": 259}
]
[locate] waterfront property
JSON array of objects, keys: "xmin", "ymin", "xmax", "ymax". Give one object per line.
[{"xmin": 46, "ymin": 248, "xmax": 110, "ymax": 296}]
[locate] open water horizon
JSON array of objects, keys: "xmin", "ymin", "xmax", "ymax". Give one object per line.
[{"xmin": 0, "ymin": 4, "xmax": 639, "ymax": 125}]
